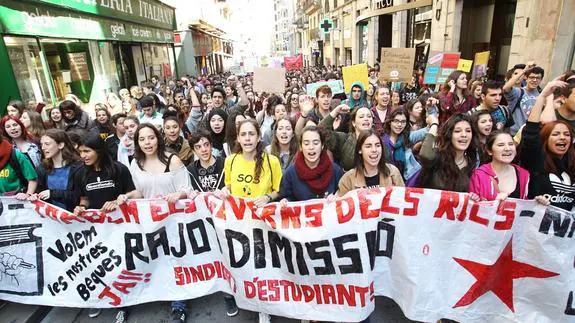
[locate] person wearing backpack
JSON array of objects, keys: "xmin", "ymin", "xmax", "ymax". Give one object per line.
[
  {"xmin": 0, "ymin": 137, "xmax": 38, "ymax": 199},
  {"xmin": 503, "ymin": 62, "xmax": 543, "ymax": 135}
]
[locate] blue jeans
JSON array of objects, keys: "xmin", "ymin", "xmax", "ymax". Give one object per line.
[{"xmin": 171, "ymin": 300, "xmax": 187, "ymax": 311}]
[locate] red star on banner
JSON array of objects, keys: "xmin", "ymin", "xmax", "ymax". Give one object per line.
[{"xmin": 453, "ymin": 237, "xmax": 559, "ymax": 312}]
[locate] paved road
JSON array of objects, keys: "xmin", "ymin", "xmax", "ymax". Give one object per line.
[{"xmin": 37, "ymin": 293, "xmax": 416, "ymax": 323}]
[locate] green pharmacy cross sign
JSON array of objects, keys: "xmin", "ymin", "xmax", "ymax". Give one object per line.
[{"xmin": 320, "ymin": 18, "xmax": 334, "ymax": 34}]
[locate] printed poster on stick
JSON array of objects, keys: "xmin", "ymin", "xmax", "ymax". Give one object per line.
[
  {"xmin": 379, "ymin": 48, "xmax": 416, "ymax": 82},
  {"xmin": 0, "ymin": 188, "xmax": 574, "ymax": 323},
  {"xmin": 253, "ymin": 67, "xmax": 286, "ymax": 94},
  {"xmin": 342, "ymin": 63, "xmax": 369, "ymax": 93}
]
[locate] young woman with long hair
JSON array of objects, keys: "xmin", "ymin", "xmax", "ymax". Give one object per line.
[
  {"xmin": 46, "ymin": 107, "xmax": 64, "ymax": 129},
  {"xmin": 72, "ymin": 131, "xmax": 136, "ymax": 321},
  {"xmin": 121, "ymin": 123, "xmax": 190, "ymax": 203},
  {"xmin": 405, "ymin": 98, "xmax": 427, "ymax": 131},
  {"xmin": 59, "ymin": 100, "xmax": 95, "ymax": 136},
  {"xmin": 117, "ymin": 116, "xmax": 140, "ymax": 166},
  {"xmin": 418, "ymin": 113, "xmax": 478, "ymax": 192},
  {"xmin": 286, "ymin": 92, "xmax": 301, "ymax": 119},
  {"xmin": 519, "ymin": 79, "xmax": 574, "ymax": 210},
  {"xmin": 438, "ymin": 71, "xmax": 476, "ymax": 124},
  {"xmin": 258, "ymin": 95, "xmax": 286, "ymax": 147},
  {"xmin": 470, "ymin": 80, "xmax": 483, "ymax": 106},
  {"xmin": 94, "ymin": 104, "xmax": 113, "ymax": 140},
  {"xmin": 469, "ymin": 131, "xmax": 532, "ymax": 201},
  {"xmin": 6, "ymin": 100, "xmax": 25, "ymax": 119},
  {"xmin": 220, "ymin": 119, "xmax": 282, "ymax": 208},
  {"xmin": 382, "ymin": 108, "xmax": 436, "ymax": 182},
  {"xmin": 391, "ymin": 90, "xmax": 401, "ymax": 110},
  {"xmin": 163, "ymin": 116, "xmax": 193, "ymax": 165},
  {"xmin": 471, "ymin": 110, "xmax": 494, "ymax": 164},
  {"xmin": 32, "ymin": 129, "xmax": 82, "ymax": 211},
  {"xmin": 279, "ymin": 125, "xmax": 343, "ymax": 201},
  {"xmin": 267, "ymin": 117, "xmax": 299, "ymax": 172},
  {"xmin": 320, "ymin": 105, "xmax": 374, "ymax": 170},
  {"xmin": 21, "ymin": 110, "xmax": 45, "ymax": 140},
  {"xmin": 1, "ymin": 116, "xmax": 42, "ymax": 168},
  {"xmin": 338, "ymin": 130, "xmax": 404, "ymax": 196}
]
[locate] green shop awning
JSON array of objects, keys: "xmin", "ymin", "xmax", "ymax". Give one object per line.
[{"xmin": 0, "ymin": 0, "xmax": 174, "ymax": 43}]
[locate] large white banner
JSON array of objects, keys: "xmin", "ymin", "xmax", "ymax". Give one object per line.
[{"xmin": 0, "ymin": 187, "xmax": 573, "ymax": 322}]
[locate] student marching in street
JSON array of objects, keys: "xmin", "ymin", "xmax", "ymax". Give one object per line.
[
  {"xmin": 438, "ymin": 71, "xmax": 476, "ymax": 124},
  {"xmin": 503, "ymin": 62, "xmax": 544, "ymax": 135},
  {"xmin": 32, "ymin": 129, "xmax": 82, "ymax": 211},
  {"xmin": 21, "ymin": 110, "xmax": 45, "ymax": 141},
  {"xmin": 338, "ymin": 129, "xmax": 404, "ymax": 196},
  {"xmin": 46, "ymin": 107, "xmax": 65, "ymax": 130},
  {"xmin": 259, "ymin": 95, "xmax": 287, "ymax": 147},
  {"xmin": 406, "ymin": 98, "xmax": 427, "ymax": 131},
  {"xmin": 344, "ymin": 82, "xmax": 368, "ymax": 109},
  {"xmin": 467, "ymin": 81, "xmax": 514, "ymax": 131},
  {"xmin": 6, "ymin": 100, "xmax": 25, "ymax": 119},
  {"xmin": 105, "ymin": 113, "xmax": 127, "ymax": 160},
  {"xmin": 72, "ymin": 132, "xmax": 136, "ymax": 322},
  {"xmin": 94, "ymin": 104, "xmax": 114, "ymax": 140},
  {"xmin": 279, "ymin": 125, "xmax": 343, "ymax": 201},
  {"xmin": 0, "ymin": 136, "xmax": 37, "ymax": 199},
  {"xmin": 59, "ymin": 100, "xmax": 95, "ymax": 136},
  {"xmin": 163, "ymin": 116, "xmax": 193, "ymax": 165},
  {"xmin": 381, "ymin": 108, "xmax": 436, "ymax": 182},
  {"xmin": 472, "ymin": 110, "xmax": 494, "ymax": 164},
  {"xmin": 117, "ymin": 116, "xmax": 139, "ymax": 167},
  {"xmin": 469, "ymin": 131, "xmax": 531, "ymax": 201},
  {"xmin": 184, "ymin": 130, "xmax": 239, "ymax": 321},
  {"xmin": 219, "ymin": 119, "xmax": 282, "ymax": 323},
  {"xmin": 295, "ymin": 85, "xmax": 334, "ymax": 136},
  {"xmin": 1, "ymin": 116, "xmax": 42, "ymax": 168},
  {"xmin": 371, "ymin": 87, "xmax": 392, "ymax": 136},
  {"xmin": 320, "ymin": 105, "xmax": 374, "ymax": 170},
  {"xmin": 267, "ymin": 116, "xmax": 298, "ymax": 172},
  {"xmin": 418, "ymin": 113, "xmax": 478, "ymax": 192},
  {"xmin": 520, "ymin": 78, "xmax": 575, "ymax": 211}
]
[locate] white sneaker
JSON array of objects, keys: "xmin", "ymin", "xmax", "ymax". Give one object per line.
[
  {"xmin": 115, "ymin": 309, "xmax": 127, "ymax": 323},
  {"xmin": 258, "ymin": 312, "xmax": 271, "ymax": 323}
]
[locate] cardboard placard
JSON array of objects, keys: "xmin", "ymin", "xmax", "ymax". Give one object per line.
[
  {"xmin": 252, "ymin": 67, "xmax": 286, "ymax": 94},
  {"xmin": 379, "ymin": 48, "xmax": 416, "ymax": 82},
  {"xmin": 342, "ymin": 63, "xmax": 369, "ymax": 93}
]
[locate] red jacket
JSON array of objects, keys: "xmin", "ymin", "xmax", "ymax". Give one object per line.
[
  {"xmin": 438, "ymin": 92, "xmax": 476, "ymax": 124},
  {"xmin": 469, "ymin": 163, "xmax": 530, "ymax": 201}
]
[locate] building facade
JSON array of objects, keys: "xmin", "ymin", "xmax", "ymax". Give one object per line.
[
  {"xmin": 0, "ymin": 0, "xmax": 176, "ymax": 111},
  {"xmin": 168, "ymin": 0, "xmax": 234, "ymax": 76},
  {"xmin": 273, "ymin": 0, "xmax": 295, "ymax": 56}
]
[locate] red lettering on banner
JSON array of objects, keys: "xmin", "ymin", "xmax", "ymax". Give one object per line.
[
  {"xmin": 380, "ymin": 187, "xmax": 399, "ymax": 215},
  {"xmin": 322, "ymin": 284, "xmax": 336, "ymax": 304},
  {"xmin": 304, "ymin": 203, "xmax": 323, "ymax": 227},
  {"xmin": 302, "ymin": 285, "xmax": 315, "ymax": 302},
  {"xmin": 150, "ymin": 203, "xmax": 169, "ymax": 222},
  {"xmin": 99, "ymin": 285, "xmax": 121, "ymax": 306},
  {"xmin": 228, "ymin": 197, "xmax": 246, "ymax": 220},
  {"xmin": 355, "ymin": 285, "xmax": 369, "ymax": 307},
  {"xmin": 280, "ymin": 205, "xmax": 302, "ymax": 229},
  {"xmin": 468, "ymin": 202, "xmax": 488, "ymax": 227},
  {"xmin": 456, "ymin": 195, "xmax": 470, "ymax": 221},
  {"xmin": 245, "ymin": 279, "xmax": 256, "ymax": 298},
  {"xmin": 336, "ymin": 284, "xmax": 356, "ymax": 306},
  {"xmin": 260, "ymin": 204, "xmax": 277, "ymax": 229},
  {"xmin": 204, "ymin": 194, "xmax": 225, "ymax": 219},
  {"xmin": 268, "ymin": 279, "xmax": 280, "ymax": 301},
  {"xmin": 257, "ymin": 278, "xmax": 268, "ymax": 301},
  {"xmin": 358, "ymin": 187, "xmax": 381, "ymax": 219},
  {"xmin": 336, "ymin": 196, "xmax": 355, "ymax": 224},
  {"xmin": 403, "ymin": 188, "xmax": 424, "ymax": 216},
  {"xmin": 434, "ymin": 191, "xmax": 460, "ymax": 220},
  {"xmin": 495, "ymin": 200, "xmax": 516, "ymax": 230}
]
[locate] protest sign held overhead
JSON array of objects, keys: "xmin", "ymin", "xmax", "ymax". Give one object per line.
[
  {"xmin": 0, "ymin": 187, "xmax": 573, "ymax": 322},
  {"xmin": 424, "ymin": 51, "xmax": 461, "ymax": 84},
  {"xmin": 253, "ymin": 67, "xmax": 286, "ymax": 94},
  {"xmin": 306, "ymin": 80, "xmax": 345, "ymax": 97},
  {"xmin": 284, "ymin": 54, "xmax": 303, "ymax": 71},
  {"xmin": 342, "ymin": 63, "xmax": 369, "ymax": 93},
  {"xmin": 457, "ymin": 59, "xmax": 473, "ymax": 73},
  {"xmin": 473, "ymin": 51, "xmax": 490, "ymax": 79},
  {"xmin": 379, "ymin": 48, "xmax": 416, "ymax": 82}
]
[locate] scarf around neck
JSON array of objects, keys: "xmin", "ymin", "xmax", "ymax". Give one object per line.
[{"xmin": 294, "ymin": 150, "xmax": 333, "ymax": 195}]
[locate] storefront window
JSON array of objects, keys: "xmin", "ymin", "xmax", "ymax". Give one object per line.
[
  {"xmin": 4, "ymin": 36, "xmax": 53, "ymax": 106},
  {"xmin": 142, "ymin": 43, "xmax": 171, "ymax": 81}
]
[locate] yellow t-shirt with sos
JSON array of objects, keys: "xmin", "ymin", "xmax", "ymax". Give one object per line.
[{"xmin": 224, "ymin": 153, "xmax": 283, "ymax": 198}]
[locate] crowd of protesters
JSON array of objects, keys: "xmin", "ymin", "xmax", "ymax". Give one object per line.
[{"xmin": 1, "ymin": 60, "xmax": 575, "ymax": 323}]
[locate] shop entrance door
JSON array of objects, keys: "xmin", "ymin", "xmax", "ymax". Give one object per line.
[{"xmin": 113, "ymin": 44, "xmax": 137, "ymax": 89}]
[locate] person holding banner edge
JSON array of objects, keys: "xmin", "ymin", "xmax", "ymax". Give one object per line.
[{"xmin": 72, "ymin": 131, "xmax": 137, "ymax": 321}]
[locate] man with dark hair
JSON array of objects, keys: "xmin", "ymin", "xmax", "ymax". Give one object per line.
[
  {"xmin": 210, "ymin": 86, "xmax": 227, "ymax": 110},
  {"xmin": 295, "ymin": 85, "xmax": 334, "ymax": 135},
  {"xmin": 142, "ymin": 81, "xmax": 155, "ymax": 96},
  {"xmin": 546, "ymin": 83, "xmax": 575, "ymax": 129},
  {"xmin": 151, "ymin": 75, "xmax": 161, "ymax": 94},
  {"xmin": 503, "ymin": 62, "xmax": 544, "ymax": 134},
  {"xmin": 169, "ymin": 131, "xmax": 239, "ymax": 323},
  {"xmin": 59, "ymin": 100, "xmax": 95, "ymax": 136},
  {"xmin": 469, "ymin": 81, "xmax": 514, "ymax": 130},
  {"xmin": 138, "ymin": 95, "xmax": 163, "ymax": 130}
]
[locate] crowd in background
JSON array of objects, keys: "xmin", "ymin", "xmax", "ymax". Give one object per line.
[{"xmin": 2, "ymin": 60, "xmax": 575, "ymax": 323}]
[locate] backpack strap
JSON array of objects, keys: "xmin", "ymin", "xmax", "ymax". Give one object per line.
[{"xmin": 510, "ymin": 88, "xmax": 524, "ymax": 115}]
